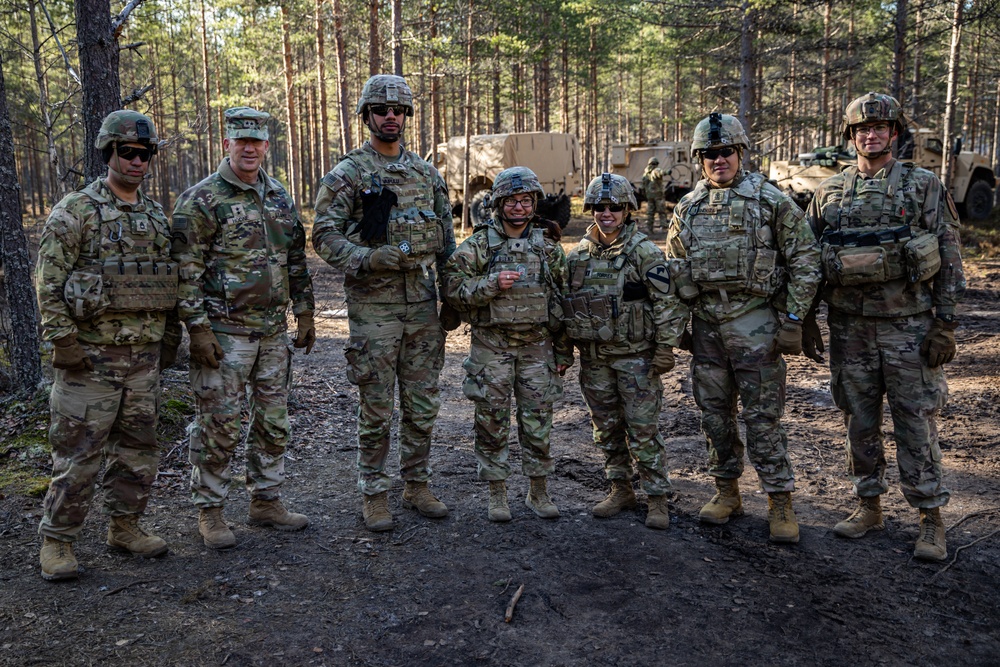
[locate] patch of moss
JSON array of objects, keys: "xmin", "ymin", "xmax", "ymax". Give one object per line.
[
  {"xmin": 0, "ymin": 430, "xmax": 51, "ymax": 497},
  {"xmin": 962, "ymin": 210, "xmax": 1000, "ymax": 259}
]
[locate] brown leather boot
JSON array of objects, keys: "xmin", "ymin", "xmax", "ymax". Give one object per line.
[
  {"xmin": 362, "ymin": 492, "xmax": 394, "ymax": 532},
  {"xmin": 488, "ymin": 481, "xmax": 511, "ymax": 522},
  {"xmin": 402, "ymin": 481, "xmax": 449, "ymax": 518},
  {"xmin": 40, "ymin": 537, "xmax": 78, "ymax": 581},
  {"xmin": 699, "ymin": 478, "xmax": 744, "ymax": 524},
  {"xmin": 914, "ymin": 507, "xmax": 947, "ymax": 562},
  {"xmin": 645, "ymin": 495, "xmax": 670, "ymax": 530},
  {"xmin": 767, "ymin": 492, "xmax": 800, "ymax": 544},
  {"xmin": 198, "ymin": 507, "xmax": 236, "ymax": 549},
  {"xmin": 833, "ymin": 496, "xmax": 884, "ymax": 539},
  {"xmin": 107, "ymin": 514, "xmax": 168, "ymax": 557},
  {"xmin": 249, "ymin": 498, "xmax": 309, "ymax": 531},
  {"xmin": 592, "ymin": 480, "xmax": 638, "ymax": 518},
  {"xmin": 525, "ymin": 476, "xmax": 560, "ymax": 519}
]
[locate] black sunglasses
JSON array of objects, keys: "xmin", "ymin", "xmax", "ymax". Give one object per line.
[
  {"xmin": 369, "ymin": 104, "xmax": 407, "ymax": 117},
  {"xmin": 116, "ymin": 145, "xmax": 153, "ymax": 162},
  {"xmin": 593, "ymin": 203, "xmax": 625, "ymax": 213},
  {"xmin": 701, "ymin": 146, "xmax": 737, "ymax": 160}
]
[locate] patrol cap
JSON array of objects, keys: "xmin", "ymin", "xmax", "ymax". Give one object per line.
[{"xmin": 225, "ymin": 107, "xmax": 270, "ymax": 140}]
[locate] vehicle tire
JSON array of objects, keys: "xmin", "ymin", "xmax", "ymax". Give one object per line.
[
  {"xmin": 960, "ymin": 179, "xmax": 995, "ymax": 221},
  {"xmin": 469, "ymin": 188, "xmax": 491, "ymax": 228},
  {"xmin": 537, "ymin": 193, "xmax": 572, "ymax": 229}
]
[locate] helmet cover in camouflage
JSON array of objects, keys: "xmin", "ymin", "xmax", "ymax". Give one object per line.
[
  {"xmin": 647, "ymin": 157, "xmax": 660, "ymax": 167},
  {"xmin": 841, "ymin": 92, "xmax": 907, "ymax": 140},
  {"xmin": 356, "ymin": 75, "xmax": 414, "ymax": 117},
  {"xmin": 690, "ymin": 113, "xmax": 750, "ymax": 157},
  {"xmin": 225, "ymin": 107, "xmax": 270, "ymax": 140},
  {"xmin": 490, "ymin": 166, "xmax": 545, "ymax": 202},
  {"xmin": 583, "ymin": 173, "xmax": 638, "ymax": 211},
  {"xmin": 95, "ymin": 110, "xmax": 159, "ymax": 152}
]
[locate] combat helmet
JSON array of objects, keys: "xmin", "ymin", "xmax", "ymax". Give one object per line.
[
  {"xmin": 583, "ymin": 173, "xmax": 638, "ymax": 212},
  {"xmin": 647, "ymin": 157, "xmax": 660, "ymax": 167},
  {"xmin": 690, "ymin": 112, "xmax": 749, "ymax": 158},
  {"xmin": 95, "ymin": 110, "xmax": 159, "ymax": 153},
  {"xmin": 841, "ymin": 91, "xmax": 906, "ymax": 140},
  {"xmin": 490, "ymin": 166, "xmax": 545, "ymax": 203},
  {"xmin": 356, "ymin": 75, "xmax": 414, "ymax": 117}
]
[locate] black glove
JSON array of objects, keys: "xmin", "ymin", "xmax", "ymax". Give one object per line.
[
  {"xmin": 802, "ymin": 311, "xmax": 825, "ymax": 363},
  {"xmin": 679, "ymin": 327, "xmax": 693, "ymax": 352},
  {"xmin": 439, "ymin": 302, "xmax": 462, "ymax": 332}
]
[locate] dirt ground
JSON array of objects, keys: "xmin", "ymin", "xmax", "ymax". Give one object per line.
[{"xmin": 2, "ymin": 216, "xmax": 999, "ymax": 667}]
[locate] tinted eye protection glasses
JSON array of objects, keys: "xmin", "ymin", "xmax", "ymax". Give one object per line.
[
  {"xmin": 369, "ymin": 105, "xmax": 407, "ymax": 117},
  {"xmin": 116, "ymin": 145, "xmax": 153, "ymax": 162},
  {"xmin": 593, "ymin": 204, "xmax": 625, "ymax": 213},
  {"xmin": 702, "ymin": 147, "xmax": 737, "ymax": 160}
]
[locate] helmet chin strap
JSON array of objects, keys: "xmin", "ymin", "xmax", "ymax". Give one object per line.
[
  {"xmin": 853, "ymin": 129, "xmax": 893, "ymax": 158},
  {"xmin": 107, "ymin": 152, "xmax": 145, "ymax": 186},
  {"xmin": 366, "ymin": 111, "xmax": 405, "ymax": 143}
]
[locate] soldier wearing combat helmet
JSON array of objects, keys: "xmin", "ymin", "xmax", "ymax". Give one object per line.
[
  {"xmin": 641, "ymin": 156, "xmax": 669, "ymax": 233},
  {"xmin": 171, "ymin": 106, "xmax": 316, "ymax": 549},
  {"xmin": 443, "ymin": 166, "xmax": 571, "ymax": 522},
  {"xmin": 564, "ymin": 173, "xmax": 684, "ymax": 530},
  {"xmin": 312, "ymin": 75, "xmax": 457, "ymax": 532},
  {"xmin": 666, "ymin": 113, "xmax": 821, "ymax": 544},
  {"xmin": 805, "ymin": 92, "xmax": 966, "ymax": 561},
  {"xmin": 35, "ymin": 109, "xmax": 178, "ymax": 580}
]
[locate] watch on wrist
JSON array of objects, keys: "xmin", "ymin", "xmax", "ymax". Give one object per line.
[{"xmin": 786, "ymin": 313, "xmax": 801, "ymax": 323}]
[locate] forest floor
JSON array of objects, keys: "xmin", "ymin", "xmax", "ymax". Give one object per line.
[{"xmin": 1, "ymin": 214, "xmax": 1000, "ymax": 666}]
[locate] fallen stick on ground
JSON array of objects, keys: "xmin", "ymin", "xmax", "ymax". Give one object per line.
[
  {"xmin": 505, "ymin": 584, "xmax": 525, "ymax": 623},
  {"xmin": 931, "ymin": 528, "xmax": 1000, "ymax": 580},
  {"xmin": 947, "ymin": 507, "xmax": 1000, "ymax": 533}
]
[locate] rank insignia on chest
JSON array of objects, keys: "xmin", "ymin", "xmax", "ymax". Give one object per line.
[
  {"xmin": 709, "ymin": 190, "xmax": 729, "ymax": 206},
  {"xmin": 858, "ymin": 181, "xmax": 884, "ymax": 195},
  {"xmin": 131, "ymin": 217, "xmax": 149, "ymax": 234},
  {"xmin": 509, "ymin": 240, "xmax": 526, "ymax": 253},
  {"xmin": 233, "ymin": 204, "xmax": 246, "ymax": 217}
]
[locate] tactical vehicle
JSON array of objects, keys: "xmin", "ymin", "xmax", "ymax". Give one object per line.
[
  {"xmin": 609, "ymin": 140, "xmax": 697, "ymax": 203},
  {"xmin": 433, "ymin": 132, "xmax": 581, "ymax": 228},
  {"xmin": 768, "ymin": 127, "xmax": 996, "ymax": 219}
]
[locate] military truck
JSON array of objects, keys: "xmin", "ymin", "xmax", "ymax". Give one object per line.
[
  {"xmin": 609, "ymin": 140, "xmax": 697, "ymax": 204},
  {"xmin": 433, "ymin": 132, "xmax": 581, "ymax": 228},
  {"xmin": 768, "ymin": 126, "xmax": 997, "ymax": 219}
]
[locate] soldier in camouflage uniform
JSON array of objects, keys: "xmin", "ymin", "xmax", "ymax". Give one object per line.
[
  {"xmin": 565, "ymin": 174, "xmax": 684, "ymax": 530},
  {"xmin": 35, "ymin": 110, "xmax": 177, "ymax": 580},
  {"xmin": 171, "ymin": 107, "xmax": 316, "ymax": 549},
  {"xmin": 805, "ymin": 93, "xmax": 966, "ymax": 561},
  {"xmin": 642, "ymin": 157, "xmax": 669, "ymax": 233},
  {"xmin": 666, "ymin": 113, "xmax": 822, "ymax": 543},
  {"xmin": 312, "ymin": 75, "xmax": 457, "ymax": 532},
  {"xmin": 444, "ymin": 167, "xmax": 571, "ymax": 522}
]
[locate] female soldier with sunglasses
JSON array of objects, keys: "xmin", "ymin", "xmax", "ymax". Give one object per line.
[{"xmin": 665, "ymin": 113, "xmax": 821, "ymax": 544}]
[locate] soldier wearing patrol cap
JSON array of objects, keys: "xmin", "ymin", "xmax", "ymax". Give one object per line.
[
  {"xmin": 564, "ymin": 173, "xmax": 684, "ymax": 530},
  {"xmin": 443, "ymin": 167, "xmax": 571, "ymax": 522},
  {"xmin": 666, "ymin": 113, "xmax": 821, "ymax": 544},
  {"xmin": 35, "ymin": 109, "xmax": 177, "ymax": 580},
  {"xmin": 312, "ymin": 75, "xmax": 457, "ymax": 532},
  {"xmin": 805, "ymin": 92, "xmax": 966, "ymax": 561},
  {"xmin": 170, "ymin": 106, "xmax": 316, "ymax": 549}
]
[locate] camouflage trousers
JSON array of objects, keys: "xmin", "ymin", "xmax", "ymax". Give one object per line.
[
  {"xmin": 39, "ymin": 342, "xmax": 161, "ymax": 541},
  {"xmin": 691, "ymin": 306, "xmax": 794, "ymax": 492},
  {"xmin": 188, "ymin": 331, "xmax": 292, "ymax": 508},
  {"xmin": 344, "ymin": 301, "xmax": 444, "ymax": 495},
  {"xmin": 828, "ymin": 309, "xmax": 950, "ymax": 508},
  {"xmin": 461, "ymin": 328, "xmax": 561, "ymax": 481},
  {"xmin": 646, "ymin": 197, "xmax": 669, "ymax": 232},
  {"xmin": 579, "ymin": 351, "xmax": 671, "ymax": 496}
]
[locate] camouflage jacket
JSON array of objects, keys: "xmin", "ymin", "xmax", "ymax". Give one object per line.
[
  {"xmin": 566, "ymin": 222, "xmax": 685, "ymax": 356},
  {"xmin": 170, "ymin": 159, "xmax": 314, "ymax": 336},
  {"xmin": 667, "ymin": 171, "xmax": 822, "ymax": 328},
  {"xmin": 642, "ymin": 167, "xmax": 666, "ymax": 200},
  {"xmin": 312, "ymin": 142, "xmax": 456, "ymax": 304},
  {"xmin": 443, "ymin": 218, "xmax": 572, "ymax": 366},
  {"xmin": 807, "ymin": 161, "xmax": 966, "ymax": 318},
  {"xmin": 35, "ymin": 178, "xmax": 171, "ymax": 345}
]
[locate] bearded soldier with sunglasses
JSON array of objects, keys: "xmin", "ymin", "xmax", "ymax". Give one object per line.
[
  {"xmin": 806, "ymin": 93, "xmax": 966, "ymax": 561},
  {"xmin": 35, "ymin": 110, "xmax": 178, "ymax": 580},
  {"xmin": 313, "ymin": 75, "xmax": 456, "ymax": 532},
  {"xmin": 666, "ymin": 113, "xmax": 821, "ymax": 544}
]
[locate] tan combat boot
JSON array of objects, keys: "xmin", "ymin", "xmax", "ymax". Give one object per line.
[
  {"xmin": 198, "ymin": 507, "xmax": 236, "ymax": 549},
  {"xmin": 699, "ymin": 478, "xmax": 744, "ymax": 524},
  {"xmin": 645, "ymin": 495, "xmax": 670, "ymax": 530},
  {"xmin": 40, "ymin": 537, "xmax": 78, "ymax": 581},
  {"xmin": 107, "ymin": 514, "xmax": 168, "ymax": 557},
  {"xmin": 488, "ymin": 480, "xmax": 511, "ymax": 522},
  {"xmin": 592, "ymin": 480, "xmax": 638, "ymax": 518},
  {"xmin": 402, "ymin": 481, "xmax": 449, "ymax": 518},
  {"xmin": 914, "ymin": 507, "xmax": 947, "ymax": 562},
  {"xmin": 767, "ymin": 492, "xmax": 800, "ymax": 544},
  {"xmin": 249, "ymin": 498, "xmax": 309, "ymax": 531},
  {"xmin": 525, "ymin": 476, "xmax": 560, "ymax": 519},
  {"xmin": 362, "ymin": 492, "xmax": 394, "ymax": 532},
  {"xmin": 833, "ymin": 496, "xmax": 884, "ymax": 539}
]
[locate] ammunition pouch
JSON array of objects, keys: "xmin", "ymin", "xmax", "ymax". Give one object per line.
[
  {"xmin": 562, "ymin": 292, "xmax": 651, "ymax": 344},
  {"xmin": 821, "ymin": 225, "xmax": 913, "ymax": 286},
  {"xmin": 64, "ymin": 257, "xmax": 179, "ymax": 319}
]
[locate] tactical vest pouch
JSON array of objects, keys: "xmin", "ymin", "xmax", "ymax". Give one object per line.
[
  {"xmin": 101, "ymin": 258, "xmax": 179, "ymax": 312},
  {"xmin": 745, "ymin": 248, "xmax": 784, "ymax": 298},
  {"xmin": 904, "ymin": 233, "xmax": 941, "ymax": 283},
  {"xmin": 830, "ymin": 246, "xmax": 887, "ymax": 286},
  {"xmin": 626, "ymin": 301, "xmax": 653, "ymax": 343},
  {"xmin": 388, "ymin": 216, "xmax": 442, "ymax": 259},
  {"xmin": 489, "ymin": 284, "xmax": 548, "ymax": 326},
  {"xmin": 690, "ymin": 247, "xmax": 747, "ymax": 289},
  {"xmin": 63, "ymin": 267, "xmax": 109, "ymax": 320}
]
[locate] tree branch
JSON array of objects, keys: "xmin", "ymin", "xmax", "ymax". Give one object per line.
[
  {"xmin": 112, "ymin": 0, "xmax": 148, "ymax": 38},
  {"xmin": 37, "ymin": 0, "xmax": 80, "ymax": 84},
  {"xmin": 122, "ymin": 83, "xmax": 154, "ymax": 105},
  {"xmin": 119, "ymin": 41, "xmax": 147, "ymax": 53}
]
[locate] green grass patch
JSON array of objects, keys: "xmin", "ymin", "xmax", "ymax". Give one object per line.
[{"xmin": 961, "ymin": 209, "xmax": 1000, "ymax": 259}]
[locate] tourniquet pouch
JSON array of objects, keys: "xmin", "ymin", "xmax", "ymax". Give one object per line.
[{"xmin": 63, "ymin": 266, "xmax": 108, "ymax": 320}]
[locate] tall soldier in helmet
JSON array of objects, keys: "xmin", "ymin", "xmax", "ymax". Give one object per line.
[
  {"xmin": 666, "ymin": 113, "xmax": 821, "ymax": 544},
  {"xmin": 171, "ymin": 107, "xmax": 316, "ymax": 549},
  {"xmin": 564, "ymin": 173, "xmax": 684, "ymax": 529},
  {"xmin": 804, "ymin": 92, "xmax": 966, "ymax": 561},
  {"xmin": 313, "ymin": 75, "xmax": 457, "ymax": 532},
  {"xmin": 35, "ymin": 110, "xmax": 178, "ymax": 580},
  {"xmin": 641, "ymin": 157, "xmax": 669, "ymax": 234},
  {"xmin": 443, "ymin": 167, "xmax": 571, "ymax": 522}
]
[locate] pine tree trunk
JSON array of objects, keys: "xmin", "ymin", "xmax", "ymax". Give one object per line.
[
  {"xmin": 75, "ymin": 0, "xmax": 120, "ymax": 182},
  {"xmin": 199, "ymin": 0, "xmax": 214, "ymax": 169},
  {"xmin": 332, "ymin": 0, "xmax": 352, "ymax": 154},
  {"xmin": 892, "ymin": 0, "xmax": 907, "ymax": 104},
  {"xmin": 281, "ymin": 4, "xmax": 299, "ymax": 203},
  {"xmin": 316, "ymin": 0, "xmax": 331, "ymax": 172},
  {"xmin": 940, "ymin": 0, "xmax": 963, "ymax": 189},
  {"xmin": 391, "ymin": 0, "xmax": 402, "ymax": 76},
  {"xmin": 369, "ymin": 0, "xmax": 381, "ymax": 76}
]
